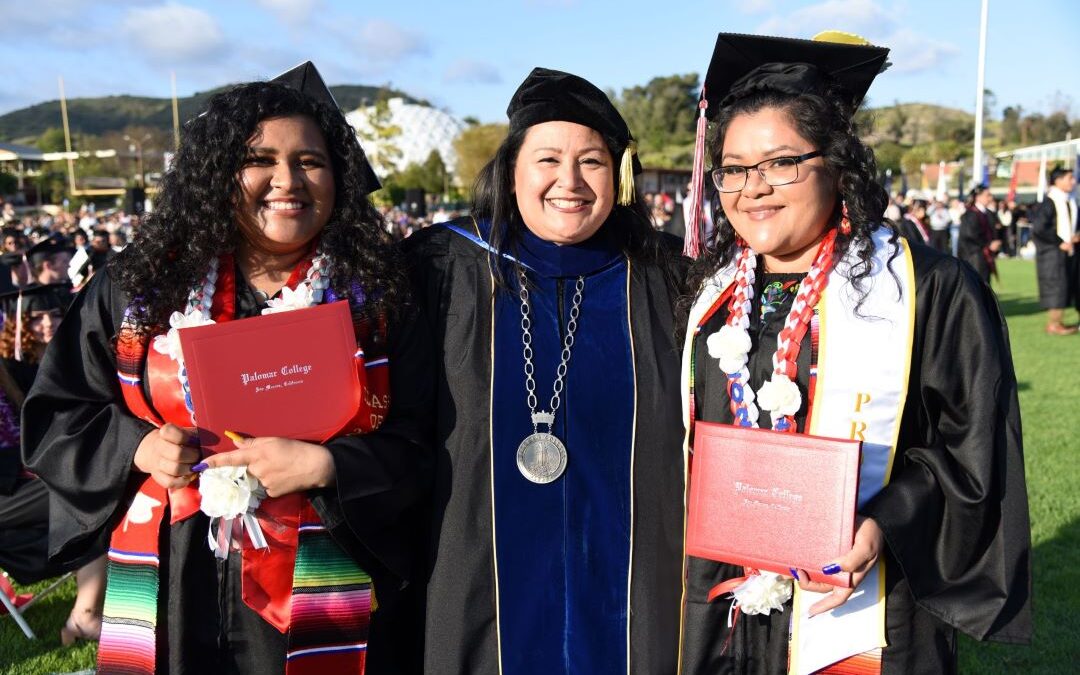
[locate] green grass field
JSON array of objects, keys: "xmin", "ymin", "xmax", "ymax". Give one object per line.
[{"xmin": 2, "ymin": 258, "xmax": 1078, "ymax": 674}]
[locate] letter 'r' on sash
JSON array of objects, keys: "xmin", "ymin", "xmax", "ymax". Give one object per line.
[{"xmin": 788, "ymin": 230, "xmax": 916, "ymax": 675}]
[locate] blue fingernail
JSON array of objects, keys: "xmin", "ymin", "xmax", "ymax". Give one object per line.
[
  {"xmin": 191, "ymin": 462, "xmax": 208, "ymax": 473},
  {"xmin": 822, "ymin": 563, "xmax": 842, "ymax": 575},
  {"xmin": 789, "ymin": 568, "xmax": 800, "ymax": 579}
]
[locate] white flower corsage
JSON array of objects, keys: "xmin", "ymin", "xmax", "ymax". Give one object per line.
[
  {"xmin": 198, "ymin": 466, "xmax": 264, "ymax": 518},
  {"xmin": 756, "ymin": 374, "xmax": 802, "ymax": 417},
  {"xmin": 152, "ymin": 309, "xmax": 216, "ymax": 362},
  {"xmin": 731, "ymin": 572, "xmax": 792, "ymax": 616},
  {"xmin": 198, "ymin": 466, "xmax": 268, "ymax": 558},
  {"xmin": 261, "ymin": 284, "xmax": 315, "ymax": 315}
]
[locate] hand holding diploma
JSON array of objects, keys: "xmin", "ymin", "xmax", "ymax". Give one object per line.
[
  {"xmin": 791, "ymin": 516, "xmax": 885, "ymax": 617},
  {"xmin": 193, "ymin": 430, "xmax": 337, "ymax": 498}
]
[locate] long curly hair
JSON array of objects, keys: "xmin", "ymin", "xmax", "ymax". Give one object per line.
[
  {"xmin": 110, "ymin": 81, "xmax": 406, "ymax": 334},
  {"xmin": 471, "ymin": 126, "xmax": 676, "ymax": 290},
  {"xmin": 0, "ymin": 319, "xmax": 43, "ymax": 363},
  {"xmin": 684, "ymin": 82, "xmax": 897, "ymax": 314}
]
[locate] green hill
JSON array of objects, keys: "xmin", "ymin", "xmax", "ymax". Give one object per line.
[
  {"xmin": 859, "ymin": 102, "xmax": 975, "ymax": 146},
  {"xmin": 0, "ymin": 85, "xmax": 422, "ymax": 143}
]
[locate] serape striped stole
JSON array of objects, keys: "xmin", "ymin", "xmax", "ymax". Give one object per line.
[{"xmin": 100, "ymin": 259, "xmax": 389, "ymax": 675}]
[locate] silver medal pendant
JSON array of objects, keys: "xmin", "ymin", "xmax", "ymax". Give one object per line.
[{"xmin": 516, "ymin": 432, "xmax": 568, "ymax": 484}]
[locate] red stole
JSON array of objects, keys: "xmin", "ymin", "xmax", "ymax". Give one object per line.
[{"xmin": 114, "ymin": 254, "xmax": 390, "ymax": 629}]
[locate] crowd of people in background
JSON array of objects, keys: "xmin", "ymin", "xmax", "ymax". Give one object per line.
[
  {"xmin": 883, "ymin": 189, "xmax": 1035, "ymax": 260},
  {"xmin": 0, "ymin": 203, "xmax": 133, "ymax": 293},
  {"xmin": 0, "ymin": 180, "xmax": 1058, "ymax": 292}
]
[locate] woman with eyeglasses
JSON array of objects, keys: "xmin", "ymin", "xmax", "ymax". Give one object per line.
[{"xmin": 679, "ymin": 33, "xmax": 1030, "ymax": 674}]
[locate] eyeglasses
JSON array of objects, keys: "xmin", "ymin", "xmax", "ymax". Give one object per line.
[{"xmin": 711, "ymin": 150, "xmax": 823, "ymax": 193}]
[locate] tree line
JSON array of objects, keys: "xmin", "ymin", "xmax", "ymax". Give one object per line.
[{"xmin": 13, "ymin": 77, "xmax": 1079, "ymax": 206}]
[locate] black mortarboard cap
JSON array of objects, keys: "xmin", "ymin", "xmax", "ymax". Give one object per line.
[
  {"xmin": 507, "ymin": 67, "xmax": 642, "ymax": 174},
  {"xmin": 702, "ymin": 32, "xmax": 889, "ymax": 118},
  {"xmin": 271, "ymin": 61, "xmax": 382, "ymax": 194},
  {"xmin": 0, "ymin": 283, "xmax": 69, "ymax": 316},
  {"xmin": 272, "ymin": 61, "xmax": 339, "ymax": 110},
  {"xmin": 507, "ymin": 67, "xmax": 641, "ymax": 203},
  {"xmin": 27, "ymin": 236, "xmax": 74, "ymax": 267}
]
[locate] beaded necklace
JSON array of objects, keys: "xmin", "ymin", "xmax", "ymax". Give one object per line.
[{"xmin": 705, "ymin": 230, "xmax": 837, "ymax": 432}]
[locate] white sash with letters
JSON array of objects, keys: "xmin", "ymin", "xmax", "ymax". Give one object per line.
[{"xmin": 681, "ymin": 227, "xmax": 916, "ymax": 674}]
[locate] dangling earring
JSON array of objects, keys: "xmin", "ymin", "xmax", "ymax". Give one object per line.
[{"xmin": 840, "ymin": 200, "xmax": 852, "ymax": 235}]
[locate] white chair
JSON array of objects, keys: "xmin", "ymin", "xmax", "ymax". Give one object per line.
[{"xmin": 1, "ymin": 569, "xmax": 73, "ymax": 639}]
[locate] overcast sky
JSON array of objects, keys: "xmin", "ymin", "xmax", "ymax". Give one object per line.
[{"xmin": 1, "ymin": 0, "xmax": 1076, "ymax": 123}]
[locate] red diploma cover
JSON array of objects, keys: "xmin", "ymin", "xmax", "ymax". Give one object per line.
[
  {"xmin": 686, "ymin": 422, "xmax": 861, "ymax": 588},
  {"xmin": 178, "ymin": 301, "xmax": 361, "ymax": 454}
]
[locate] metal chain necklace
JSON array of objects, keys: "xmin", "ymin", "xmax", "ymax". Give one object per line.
[{"xmin": 516, "ymin": 267, "xmax": 585, "ymax": 484}]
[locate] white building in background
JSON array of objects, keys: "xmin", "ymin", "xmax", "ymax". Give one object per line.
[{"xmin": 346, "ymin": 98, "xmax": 465, "ymax": 179}]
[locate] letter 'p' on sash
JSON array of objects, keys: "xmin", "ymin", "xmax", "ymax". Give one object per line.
[{"xmin": 788, "ymin": 230, "xmax": 916, "ymax": 675}]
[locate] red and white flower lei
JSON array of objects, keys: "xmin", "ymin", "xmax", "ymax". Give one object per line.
[{"xmin": 706, "ymin": 231, "xmax": 837, "ymax": 432}]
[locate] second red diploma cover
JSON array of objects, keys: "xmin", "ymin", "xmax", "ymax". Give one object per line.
[
  {"xmin": 178, "ymin": 301, "xmax": 361, "ymax": 454},
  {"xmin": 686, "ymin": 422, "xmax": 861, "ymax": 587}
]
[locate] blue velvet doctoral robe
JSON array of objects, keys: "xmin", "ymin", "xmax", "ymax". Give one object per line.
[
  {"xmin": 406, "ymin": 215, "xmax": 686, "ymax": 675},
  {"xmin": 491, "ymin": 225, "xmax": 634, "ymax": 673}
]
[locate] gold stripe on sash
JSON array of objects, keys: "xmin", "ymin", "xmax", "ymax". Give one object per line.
[{"xmin": 624, "ymin": 259, "xmax": 636, "ymax": 674}]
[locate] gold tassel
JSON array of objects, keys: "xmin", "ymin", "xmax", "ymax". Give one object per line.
[
  {"xmin": 813, "ymin": 30, "xmax": 892, "ymax": 72},
  {"xmin": 617, "ymin": 140, "xmax": 637, "ymax": 206},
  {"xmin": 812, "ymin": 29, "xmax": 872, "ymax": 45}
]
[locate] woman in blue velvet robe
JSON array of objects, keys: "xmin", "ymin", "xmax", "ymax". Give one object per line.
[{"xmin": 405, "ymin": 67, "xmax": 687, "ymax": 674}]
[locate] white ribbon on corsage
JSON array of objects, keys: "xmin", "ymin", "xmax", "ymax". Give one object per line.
[{"xmin": 198, "ymin": 466, "xmax": 269, "ymax": 558}]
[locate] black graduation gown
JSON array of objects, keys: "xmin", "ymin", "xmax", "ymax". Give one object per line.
[
  {"xmin": 957, "ymin": 207, "xmax": 999, "ymax": 284},
  {"xmin": 1029, "ymin": 198, "xmax": 1079, "ymax": 311},
  {"xmin": 0, "ymin": 358, "xmax": 79, "ymax": 584},
  {"xmin": 681, "ymin": 243, "xmax": 1031, "ymax": 674},
  {"xmin": 404, "ymin": 217, "xmax": 687, "ymax": 675},
  {"xmin": 0, "ymin": 358, "xmax": 34, "ymax": 495},
  {"xmin": 894, "ymin": 216, "xmax": 930, "ymax": 248},
  {"xmin": 21, "ymin": 266, "xmax": 435, "ymax": 674}
]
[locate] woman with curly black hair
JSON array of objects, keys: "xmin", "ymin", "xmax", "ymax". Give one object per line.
[
  {"xmin": 679, "ymin": 34, "xmax": 1030, "ymax": 674},
  {"xmin": 22, "ymin": 64, "xmax": 432, "ymax": 674}
]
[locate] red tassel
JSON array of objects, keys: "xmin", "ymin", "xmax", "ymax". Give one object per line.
[{"xmin": 684, "ymin": 93, "xmax": 709, "ymax": 259}]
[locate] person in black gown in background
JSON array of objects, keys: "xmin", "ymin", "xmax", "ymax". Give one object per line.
[
  {"xmin": 406, "ymin": 67, "xmax": 687, "ymax": 674},
  {"xmin": 22, "ymin": 64, "xmax": 432, "ymax": 674},
  {"xmin": 679, "ymin": 33, "xmax": 1030, "ymax": 674},
  {"xmin": 957, "ymin": 184, "xmax": 1002, "ymax": 285},
  {"xmin": 0, "ymin": 284, "xmax": 107, "ymax": 645}
]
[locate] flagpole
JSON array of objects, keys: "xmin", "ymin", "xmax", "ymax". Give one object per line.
[
  {"xmin": 170, "ymin": 71, "xmax": 180, "ymax": 150},
  {"xmin": 972, "ymin": 0, "xmax": 989, "ymax": 189},
  {"xmin": 58, "ymin": 77, "xmax": 77, "ymax": 196}
]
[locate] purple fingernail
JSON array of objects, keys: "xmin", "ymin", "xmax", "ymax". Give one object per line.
[
  {"xmin": 822, "ymin": 563, "xmax": 842, "ymax": 575},
  {"xmin": 789, "ymin": 568, "xmax": 800, "ymax": 579},
  {"xmin": 191, "ymin": 462, "xmax": 208, "ymax": 473}
]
